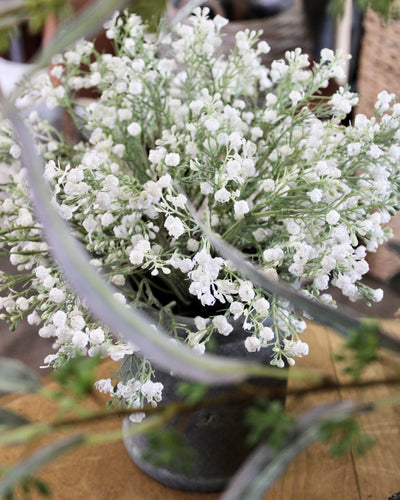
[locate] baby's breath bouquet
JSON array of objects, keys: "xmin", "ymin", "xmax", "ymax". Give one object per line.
[{"xmin": 1, "ymin": 8, "xmax": 400, "ymax": 415}]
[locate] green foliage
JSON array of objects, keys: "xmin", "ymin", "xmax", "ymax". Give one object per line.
[
  {"xmin": 245, "ymin": 399, "xmax": 294, "ymax": 449},
  {"xmin": 330, "ymin": 0, "xmax": 400, "ymax": 19},
  {"xmin": 0, "ymin": 31, "xmax": 11, "ymax": 54},
  {"xmin": 358, "ymin": 0, "xmax": 400, "ymax": 20},
  {"xmin": 143, "ymin": 428, "xmax": 196, "ymax": 474},
  {"xmin": 0, "ymin": 0, "xmax": 69, "ymax": 53},
  {"xmin": 1, "ymin": 475, "xmax": 50, "ymax": 500},
  {"xmin": 334, "ymin": 319, "xmax": 380, "ymax": 380},
  {"xmin": 52, "ymin": 355, "xmax": 101, "ymax": 398},
  {"xmin": 130, "ymin": 0, "xmax": 167, "ymax": 32},
  {"xmin": 24, "ymin": 0, "xmax": 69, "ymax": 32},
  {"xmin": 176, "ymin": 382, "xmax": 209, "ymax": 404},
  {"xmin": 319, "ymin": 416, "xmax": 374, "ymax": 456}
]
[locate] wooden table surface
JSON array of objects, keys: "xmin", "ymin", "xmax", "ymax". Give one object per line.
[{"xmin": 1, "ymin": 321, "xmax": 400, "ymax": 500}]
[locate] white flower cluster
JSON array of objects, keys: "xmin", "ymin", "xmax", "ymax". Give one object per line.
[{"xmin": 1, "ymin": 8, "xmax": 399, "ymax": 406}]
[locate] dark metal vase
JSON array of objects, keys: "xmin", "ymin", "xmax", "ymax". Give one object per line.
[{"xmin": 122, "ymin": 315, "xmax": 287, "ymax": 492}]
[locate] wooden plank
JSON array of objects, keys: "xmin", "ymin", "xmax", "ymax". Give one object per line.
[
  {"xmin": 266, "ymin": 322, "xmax": 361, "ymax": 500},
  {"xmin": 1, "ymin": 322, "xmax": 399, "ymax": 499},
  {"xmin": 328, "ymin": 320, "xmax": 400, "ymax": 500}
]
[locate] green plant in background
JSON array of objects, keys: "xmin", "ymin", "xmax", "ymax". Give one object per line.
[
  {"xmin": 330, "ymin": 0, "xmax": 400, "ymax": 20},
  {"xmin": 319, "ymin": 415, "xmax": 375, "ymax": 456},
  {"xmin": 1, "ymin": 0, "xmax": 400, "ymax": 57},
  {"xmin": 0, "ymin": 0, "xmax": 70, "ymax": 53},
  {"xmin": 246, "ymin": 399, "xmax": 294, "ymax": 449}
]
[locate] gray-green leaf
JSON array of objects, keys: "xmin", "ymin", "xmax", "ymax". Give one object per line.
[
  {"xmin": 0, "ymin": 357, "xmax": 41, "ymax": 394},
  {"xmin": 0, "ymin": 407, "xmax": 30, "ymax": 431}
]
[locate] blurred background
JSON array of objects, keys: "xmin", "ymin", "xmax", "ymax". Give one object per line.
[{"xmin": 1, "ymin": 0, "xmax": 400, "ymax": 372}]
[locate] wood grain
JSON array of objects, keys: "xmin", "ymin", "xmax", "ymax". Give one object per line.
[{"xmin": 1, "ymin": 321, "xmax": 400, "ymax": 499}]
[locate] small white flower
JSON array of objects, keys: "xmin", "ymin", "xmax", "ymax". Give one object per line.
[
  {"xmin": 70, "ymin": 315, "xmax": 85, "ymax": 331},
  {"xmin": 252, "ymin": 298, "xmax": 270, "ymax": 314},
  {"xmin": 113, "ymin": 292, "xmax": 127, "ymax": 305},
  {"xmin": 72, "ymin": 330, "xmax": 88, "ymax": 349},
  {"xmin": 307, "ymin": 188, "xmax": 323, "ymax": 203},
  {"xmin": 127, "ymin": 122, "xmax": 141, "ymax": 136},
  {"xmin": 49, "ymin": 288, "xmax": 65, "ymax": 304},
  {"xmin": 213, "ymin": 14, "xmax": 229, "ymax": 29},
  {"xmin": 187, "ymin": 238, "xmax": 199, "ymax": 252},
  {"xmin": 229, "ymin": 301, "xmax": 244, "ymax": 320},
  {"xmin": 164, "ymin": 215, "xmax": 185, "ymax": 239},
  {"xmin": 260, "ymin": 326, "xmax": 274, "ymax": 342},
  {"xmin": 58, "ymin": 204, "xmax": 73, "ymax": 220},
  {"xmin": 193, "ymin": 343, "xmax": 205, "ymax": 355},
  {"xmin": 129, "ymin": 80, "xmax": 143, "ymax": 94},
  {"xmin": 16, "ymin": 297, "xmax": 30, "ymax": 311},
  {"xmin": 189, "ymin": 100, "xmax": 203, "ymax": 114},
  {"xmin": 212, "ymin": 315, "xmax": 233, "ymax": 336},
  {"xmin": 129, "ymin": 412, "xmax": 145, "ymax": 423},
  {"xmin": 263, "ymin": 247, "xmax": 284, "ymax": 263},
  {"xmin": 347, "ymin": 142, "xmax": 361, "ymax": 156},
  {"xmin": 141, "ymin": 380, "xmax": 163, "ymax": 403},
  {"xmin": 257, "ymin": 41, "xmax": 270, "ymax": 54},
  {"xmin": 90, "ymin": 328, "xmax": 105, "ymax": 344},
  {"xmin": 148, "ymin": 148, "xmax": 165, "ymax": 164},
  {"xmin": 27, "ymin": 311, "xmax": 41, "ymax": 325},
  {"xmin": 129, "ymin": 239, "xmax": 151, "ymax": 265},
  {"xmin": 253, "ymin": 228, "xmax": 267, "ymax": 242},
  {"xmin": 285, "ymin": 219, "xmax": 301, "ymax": 235},
  {"xmin": 101, "ymin": 212, "xmax": 115, "ymax": 226},
  {"xmin": 289, "ymin": 90, "xmax": 303, "ymax": 106},
  {"xmin": 229, "ymin": 132, "xmax": 242, "ymax": 148},
  {"xmin": 17, "ymin": 208, "xmax": 33, "ymax": 227},
  {"xmin": 283, "ymin": 339, "xmax": 309, "ymax": 357},
  {"xmin": 39, "ymin": 325, "xmax": 56, "ymax": 338},
  {"xmin": 111, "ymin": 274, "xmax": 126, "ymax": 286},
  {"xmin": 52, "ymin": 310, "xmax": 67, "ymax": 328},
  {"xmin": 238, "ymin": 281, "xmax": 255, "ymax": 302},
  {"xmin": 217, "ymin": 132, "xmax": 229, "ymax": 145},
  {"xmin": 215, "ymin": 187, "xmax": 230, "ymax": 203},
  {"xmin": 371, "ymin": 288, "xmax": 384, "ymax": 302},
  {"xmin": 95, "ymin": 378, "xmax": 113, "ymax": 394},
  {"xmin": 10, "ymin": 144, "xmax": 21, "ymax": 159},
  {"xmin": 194, "ymin": 316, "xmax": 209, "ymax": 330},
  {"xmin": 326, "ymin": 209, "xmax": 340, "ymax": 225},
  {"xmin": 234, "ymin": 200, "xmax": 250, "ymax": 220},
  {"xmin": 261, "ymin": 179, "xmax": 275, "ymax": 192},
  {"xmin": 314, "ymin": 275, "xmax": 329, "ymax": 290},
  {"xmin": 204, "ymin": 117, "xmax": 220, "ymax": 132},
  {"xmin": 320, "ymin": 48, "xmax": 335, "ymax": 62},
  {"xmin": 245, "ymin": 336, "xmax": 261, "ymax": 352},
  {"xmin": 200, "ymin": 182, "xmax": 213, "ymax": 195},
  {"xmin": 165, "ymin": 153, "xmax": 180, "ymax": 166}
]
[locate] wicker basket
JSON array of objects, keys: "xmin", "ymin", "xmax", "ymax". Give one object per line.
[
  {"xmin": 168, "ymin": 0, "xmax": 312, "ymax": 64},
  {"xmin": 357, "ymin": 11, "xmax": 400, "ymax": 283},
  {"xmin": 219, "ymin": 0, "xmax": 312, "ymax": 64},
  {"xmin": 358, "ymin": 10, "xmax": 400, "ymax": 117}
]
